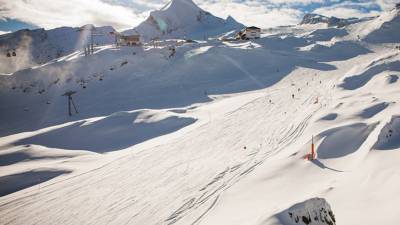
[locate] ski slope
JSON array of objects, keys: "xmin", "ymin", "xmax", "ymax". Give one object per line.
[{"xmin": 1, "ymin": 3, "xmax": 400, "ymax": 225}]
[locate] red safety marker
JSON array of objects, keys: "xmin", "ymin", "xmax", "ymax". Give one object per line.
[
  {"xmin": 311, "ymin": 135, "xmax": 315, "ymax": 160},
  {"xmin": 304, "ymin": 136, "xmax": 316, "ymax": 161}
]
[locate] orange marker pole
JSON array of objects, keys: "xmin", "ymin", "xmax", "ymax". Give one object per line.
[{"xmin": 311, "ymin": 135, "xmax": 315, "ymax": 160}]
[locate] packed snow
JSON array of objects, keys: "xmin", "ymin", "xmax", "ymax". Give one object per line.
[{"xmin": 0, "ymin": 1, "xmax": 400, "ymax": 225}]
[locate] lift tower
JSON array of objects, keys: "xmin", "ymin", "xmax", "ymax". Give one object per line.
[{"xmin": 62, "ymin": 91, "xmax": 78, "ymax": 116}]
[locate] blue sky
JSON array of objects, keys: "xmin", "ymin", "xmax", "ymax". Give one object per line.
[{"xmin": 0, "ymin": 0, "xmax": 397, "ymax": 34}]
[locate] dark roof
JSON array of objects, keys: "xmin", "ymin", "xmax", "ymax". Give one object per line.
[
  {"xmin": 246, "ymin": 26, "xmax": 261, "ymax": 30},
  {"xmin": 121, "ymin": 35, "xmax": 140, "ymax": 41}
]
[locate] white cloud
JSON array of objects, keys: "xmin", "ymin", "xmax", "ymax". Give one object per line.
[
  {"xmin": 0, "ymin": 30, "xmax": 11, "ymax": 35},
  {"xmin": 374, "ymin": 0, "xmax": 398, "ymax": 10},
  {"xmin": 313, "ymin": 3, "xmax": 381, "ymax": 18},
  {"xmin": 102, "ymin": 0, "xmax": 166, "ymax": 11},
  {"xmin": 198, "ymin": 1, "xmax": 303, "ymax": 28},
  {"xmin": 0, "ymin": 0, "xmax": 149, "ymax": 31},
  {"xmin": 263, "ymin": 0, "xmax": 324, "ymax": 6}
]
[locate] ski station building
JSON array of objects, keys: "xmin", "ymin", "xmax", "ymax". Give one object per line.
[
  {"xmin": 236, "ymin": 26, "xmax": 261, "ymax": 40},
  {"xmin": 118, "ymin": 34, "xmax": 141, "ymax": 46}
]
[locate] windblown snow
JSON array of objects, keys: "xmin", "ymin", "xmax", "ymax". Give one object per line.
[{"xmin": 0, "ymin": 1, "xmax": 400, "ymax": 225}]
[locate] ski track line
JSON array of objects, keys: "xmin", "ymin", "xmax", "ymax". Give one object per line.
[{"xmin": 191, "ymin": 195, "xmax": 220, "ymax": 225}]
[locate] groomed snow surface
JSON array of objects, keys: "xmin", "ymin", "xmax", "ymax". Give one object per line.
[{"xmin": 1, "ymin": 2, "xmax": 400, "ymax": 225}]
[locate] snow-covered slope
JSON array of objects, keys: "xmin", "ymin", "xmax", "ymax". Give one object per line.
[
  {"xmin": 123, "ymin": 0, "xmax": 244, "ymax": 40},
  {"xmin": 0, "ymin": 25, "xmax": 116, "ymax": 74},
  {"xmin": 351, "ymin": 7, "xmax": 400, "ymax": 43},
  {"xmin": 1, "ymin": 6, "xmax": 400, "ymax": 225}
]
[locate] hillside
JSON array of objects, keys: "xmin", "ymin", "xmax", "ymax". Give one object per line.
[
  {"xmin": 0, "ymin": 25, "xmax": 116, "ymax": 74},
  {"xmin": 0, "ymin": 3, "xmax": 400, "ymax": 225}
]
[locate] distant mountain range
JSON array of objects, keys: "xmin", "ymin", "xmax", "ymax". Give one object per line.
[{"xmin": 300, "ymin": 13, "xmax": 371, "ymax": 27}]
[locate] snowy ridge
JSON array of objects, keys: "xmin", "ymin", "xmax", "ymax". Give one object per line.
[
  {"xmin": 357, "ymin": 7, "xmax": 400, "ymax": 43},
  {"xmin": 0, "ymin": 25, "xmax": 116, "ymax": 74},
  {"xmin": 300, "ymin": 13, "xmax": 372, "ymax": 27}
]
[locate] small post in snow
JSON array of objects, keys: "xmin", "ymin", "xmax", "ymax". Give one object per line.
[
  {"xmin": 311, "ymin": 135, "xmax": 315, "ymax": 160},
  {"xmin": 305, "ymin": 135, "xmax": 316, "ymax": 161}
]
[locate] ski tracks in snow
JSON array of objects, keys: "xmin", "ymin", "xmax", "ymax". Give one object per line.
[{"xmin": 164, "ymin": 78, "xmax": 329, "ymax": 225}]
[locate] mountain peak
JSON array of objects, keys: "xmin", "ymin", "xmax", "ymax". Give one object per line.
[
  {"xmin": 226, "ymin": 15, "xmax": 236, "ymax": 22},
  {"xmin": 123, "ymin": 0, "xmax": 243, "ymax": 40},
  {"xmin": 300, "ymin": 13, "xmax": 330, "ymax": 25},
  {"xmin": 161, "ymin": 0, "xmax": 198, "ymax": 11}
]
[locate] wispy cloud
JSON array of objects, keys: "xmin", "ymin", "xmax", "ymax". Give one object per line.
[
  {"xmin": 0, "ymin": 0, "xmax": 147, "ymax": 31},
  {"xmin": 374, "ymin": 0, "xmax": 398, "ymax": 10},
  {"xmin": 313, "ymin": 1, "xmax": 381, "ymax": 18},
  {"xmin": 200, "ymin": 1, "xmax": 303, "ymax": 27},
  {"xmin": 314, "ymin": 6, "xmax": 380, "ymax": 18}
]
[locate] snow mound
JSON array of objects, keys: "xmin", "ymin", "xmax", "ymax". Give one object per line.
[
  {"xmin": 319, "ymin": 113, "xmax": 338, "ymax": 121},
  {"xmin": 306, "ymin": 28, "xmax": 348, "ymax": 41},
  {"xmin": 305, "ymin": 41, "xmax": 371, "ymax": 62},
  {"xmin": 13, "ymin": 110, "xmax": 196, "ymax": 153},
  {"xmin": 316, "ymin": 123, "xmax": 377, "ymax": 159},
  {"xmin": 340, "ymin": 53, "xmax": 400, "ymax": 90},
  {"xmin": 0, "ymin": 145, "xmax": 81, "ymax": 167},
  {"xmin": 123, "ymin": 0, "xmax": 243, "ymax": 40},
  {"xmin": 276, "ymin": 198, "xmax": 336, "ymax": 225},
  {"xmin": 357, "ymin": 102, "xmax": 390, "ymax": 119},
  {"xmin": 0, "ymin": 169, "xmax": 71, "ymax": 197},
  {"xmin": 374, "ymin": 115, "xmax": 400, "ymax": 150}
]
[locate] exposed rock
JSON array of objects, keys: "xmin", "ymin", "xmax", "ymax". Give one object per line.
[{"xmin": 277, "ymin": 198, "xmax": 336, "ymax": 225}]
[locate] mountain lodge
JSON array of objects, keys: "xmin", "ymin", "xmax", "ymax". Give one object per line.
[
  {"xmin": 118, "ymin": 35, "xmax": 141, "ymax": 46},
  {"xmin": 236, "ymin": 26, "xmax": 261, "ymax": 40}
]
